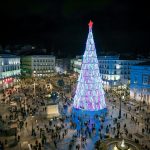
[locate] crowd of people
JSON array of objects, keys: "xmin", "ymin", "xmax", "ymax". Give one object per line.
[{"xmin": 0, "ymin": 78, "xmax": 150, "ymax": 150}]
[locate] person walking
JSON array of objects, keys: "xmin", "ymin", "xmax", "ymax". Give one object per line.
[{"xmin": 54, "ymin": 140, "xmax": 57, "ymax": 148}]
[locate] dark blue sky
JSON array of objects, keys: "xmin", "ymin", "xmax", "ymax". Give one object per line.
[{"xmin": 0, "ymin": 0, "xmax": 150, "ymax": 56}]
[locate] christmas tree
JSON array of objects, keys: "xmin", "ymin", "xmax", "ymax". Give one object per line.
[{"xmin": 73, "ymin": 20, "xmax": 106, "ymax": 113}]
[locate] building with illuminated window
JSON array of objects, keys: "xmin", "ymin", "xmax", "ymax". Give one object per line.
[
  {"xmin": 130, "ymin": 61, "xmax": 150, "ymax": 105},
  {"xmin": 70, "ymin": 56, "xmax": 82, "ymax": 73},
  {"xmin": 98, "ymin": 56, "xmax": 146, "ymax": 90},
  {"xmin": 0, "ymin": 54, "xmax": 20, "ymax": 91},
  {"xmin": 71, "ymin": 55, "xmax": 145, "ymax": 90},
  {"xmin": 21, "ymin": 55, "xmax": 55, "ymax": 77}
]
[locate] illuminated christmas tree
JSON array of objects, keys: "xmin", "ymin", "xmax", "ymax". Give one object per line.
[{"xmin": 73, "ymin": 20, "xmax": 106, "ymax": 113}]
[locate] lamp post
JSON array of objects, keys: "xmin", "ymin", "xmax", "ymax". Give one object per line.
[
  {"xmin": 106, "ymin": 76, "xmax": 109, "ymax": 93},
  {"xmin": 118, "ymin": 96, "xmax": 122, "ymax": 119},
  {"xmin": 68, "ymin": 75, "xmax": 72, "ymax": 95},
  {"xmin": 33, "ymin": 79, "xmax": 38, "ymax": 97},
  {"xmin": 20, "ymin": 97, "xmax": 22, "ymax": 108},
  {"xmin": 140, "ymin": 93, "xmax": 143, "ymax": 110},
  {"xmin": 69, "ymin": 77, "xmax": 72, "ymax": 94},
  {"xmin": 31, "ymin": 116, "xmax": 34, "ymax": 136},
  {"xmin": 33, "ymin": 82, "xmax": 36, "ymax": 96},
  {"xmin": 32, "ymin": 121, "xmax": 33, "ymax": 135},
  {"xmin": 118, "ymin": 82, "xmax": 123, "ymax": 119}
]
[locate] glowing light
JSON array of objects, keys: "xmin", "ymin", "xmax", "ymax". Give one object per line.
[
  {"xmin": 114, "ymin": 145, "xmax": 118, "ymax": 150},
  {"xmin": 121, "ymin": 139, "xmax": 125, "ymax": 148},
  {"xmin": 116, "ymin": 64, "xmax": 121, "ymax": 69},
  {"xmin": 3, "ymin": 77, "xmax": 13, "ymax": 84},
  {"xmin": 88, "ymin": 20, "xmax": 93, "ymax": 28},
  {"xmin": 73, "ymin": 21, "xmax": 106, "ymax": 111}
]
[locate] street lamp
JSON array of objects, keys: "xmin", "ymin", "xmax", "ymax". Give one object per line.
[
  {"xmin": 31, "ymin": 115, "xmax": 34, "ymax": 136},
  {"xmin": 119, "ymin": 95, "xmax": 125, "ymax": 119},
  {"xmin": 139, "ymin": 93, "xmax": 143, "ymax": 110},
  {"xmin": 106, "ymin": 76, "xmax": 109, "ymax": 92},
  {"xmin": 33, "ymin": 80, "xmax": 38, "ymax": 97},
  {"xmin": 69, "ymin": 77, "xmax": 72, "ymax": 94},
  {"xmin": 68, "ymin": 75, "xmax": 72, "ymax": 95},
  {"xmin": 33, "ymin": 82, "xmax": 36, "ymax": 96},
  {"xmin": 118, "ymin": 96, "xmax": 122, "ymax": 119},
  {"xmin": 118, "ymin": 82, "xmax": 123, "ymax": 119},
  {"xmin": 20, "ymin": 97, "xmax": 22, "ymax": 108}
]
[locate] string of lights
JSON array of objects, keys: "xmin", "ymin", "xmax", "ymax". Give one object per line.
[{"xmin": 73, "ymin": 21, "xmax": 106, "ymax": 111}]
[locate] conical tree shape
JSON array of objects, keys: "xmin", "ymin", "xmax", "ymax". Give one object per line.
[{"xmin": 73, "ymin": 21, "xmax": 106, "ymax": 111}]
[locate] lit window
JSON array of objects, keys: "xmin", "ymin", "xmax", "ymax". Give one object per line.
[{"xmin": 143, "ymin": 75, "xmax": 149, "ymax": 85}]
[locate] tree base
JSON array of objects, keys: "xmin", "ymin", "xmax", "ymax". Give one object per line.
[
  {"xmin": 71, "ymin": 107, "xmax": 107, "ymax": 130},
  {"xmin": 72, "ymin": 107, "xmax": 107, "ymax": 119}
]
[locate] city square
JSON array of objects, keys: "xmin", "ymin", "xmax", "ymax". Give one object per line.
[
  {"xmin": 0, "ymin": 72, "xmax": 150, "ymax": 150},
  {"xmin": 0, "ymin": 20, "xmax": 150, "ymax": 150},
  {"xmin": 0, "ymin": 1, "xmax": 150, "ymax": 150}
]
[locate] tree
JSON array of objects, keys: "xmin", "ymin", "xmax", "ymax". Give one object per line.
[{"xmin": 73, "ymin": 21, "xmax": 106, "ymax": 111}]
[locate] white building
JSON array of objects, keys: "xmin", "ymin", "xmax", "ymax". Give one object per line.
[
  {"xmin": 21, "ymin": 55, "xmax": 55, "ymax": 77},
  {"xmin": 130, "ymin": 61, "xmax": 150, "ymax": 105},
  {"xmin": 70, "ymin": 56, "xmax": 82, "ymax": 73},
  {"xmin": 0, "ymin": 54, "xmax": 20, "ymax": 91}
]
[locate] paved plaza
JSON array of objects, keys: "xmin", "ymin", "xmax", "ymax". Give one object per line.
[{"xmin": 0, "ymin": 77, "xmax": 150, "ymax": 150}]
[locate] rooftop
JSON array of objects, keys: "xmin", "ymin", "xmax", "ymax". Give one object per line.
[
  {"xmin": 0, "ymin": 54, "xmax": 19, "ymax": 58},
  {"xmin": 31, "ymin": 55, "xmax": 55, "ymax": 58},
  {"xmin": 135, "ymin": 61, "xmax": 150, "ymax": 66}
]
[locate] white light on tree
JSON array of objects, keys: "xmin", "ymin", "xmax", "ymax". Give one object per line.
[{"xmin": 73, "ymin": 20, "xmax": 106, "ymax": 111}]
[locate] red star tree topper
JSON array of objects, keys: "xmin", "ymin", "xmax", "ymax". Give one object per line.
[{"xmin": 88, "ymin": 20, "xmax": 93, "ymax": 28}]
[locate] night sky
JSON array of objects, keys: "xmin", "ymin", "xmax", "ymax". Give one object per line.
[{"xmin": 0, "ymin": 0, "xmax": 150, "ymax": 57}]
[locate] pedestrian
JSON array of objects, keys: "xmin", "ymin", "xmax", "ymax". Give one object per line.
[
  {"xmin": 38, "ymin": 143, "xmax": 41, "ymax": 150},
  {"xmin": 35, "ymin": 140, "xmax": 38, "ymax": 146},
  {"xmin": 62, "ymin": 133, "xmax": 65, "ymax": 138},
  {"xmin": 5, "ymin": 139, "xmax": 7, "ymax": 145},
  {"xmin": 0, "ymin": 141, "xmax": 4, "ymax": 150},
  {"xmin": 18, "ymin": 135, "xmax": 20, "ymax": 141},
  {"xmin": 54, "ymin": 140, "xmax": 57, "ymax": 148},
  {"xmin": 142, "ymin": 128, "xmax": 145, "ymax": 134},
  {"xmin": 65, "ymin": 129, "xmax": 67, "ymax": 134}
]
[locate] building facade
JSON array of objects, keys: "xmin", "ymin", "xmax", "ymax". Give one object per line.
[
  {"xmin": 71, "ymin": 55, "xmax": 145, "ymax": 90},
  {"xmin": 98, "ymin": 56, "xmax": 145, "ymax": 89},
  {"xmin": 0, "ymin": 54, "xmax": 20, "ymax": 91},
  {"xmin": 130, "ymin": 62, "xmax": 150, "ymax": 105},
  {"xmin": 21, "ymin": 55, "xmax": 55, "ymax": 77},
  {"xmin": 70, "ymin": 59, "xmax": 82, "ymax": 73},
  {"xmin": 70, "ymin": 56, "xmax": 82, "ymax": 73}
]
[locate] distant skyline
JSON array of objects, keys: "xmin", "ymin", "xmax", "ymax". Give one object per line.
[{"xmin": 0, "ymin": 0, "xmax": 150, "ymax": 57}]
